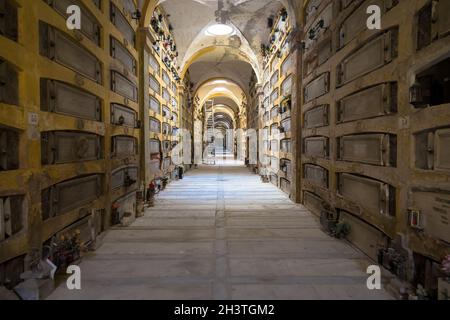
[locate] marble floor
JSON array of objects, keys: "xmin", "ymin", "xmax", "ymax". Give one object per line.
[{"xmin": 48, "ymin": 161, "xmax": 393, "ymax": 300}]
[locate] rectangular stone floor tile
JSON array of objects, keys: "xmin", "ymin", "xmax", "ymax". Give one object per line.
[
  {"xmin": 132, "ymin": 218, "xmax": 216, "ymax": 227},
  {"xmin": 225, "ymin": 228, "xmax": 330, "ymax": 239},
  {"xmin": 76, "ymin": 258, "xmax": 214, "ymax": 279},
  {"xmin": 228, "ymin": 258, "xmax": 370, "ymax": 277},
  {"xmin": 230, "ymin": 284, "xmax": 320, "ymax": 300},
  {"xmin": 227, "ymin": 240, "xmax": 363, "ymax": 257},
  {"xmin": 97, "ymin": 241, "xmax": 214, "ymax": 256},
  {"xmin": 48, "ymin": 283, "xmax": 212, "ymax": 300},
  {"xmin": 103, "ymin": 229, "xmax": 215, "ymax": 242}
]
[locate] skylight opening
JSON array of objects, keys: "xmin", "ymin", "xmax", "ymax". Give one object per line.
[{"xmin": 205, "ymin": 24, "xmax": 234, "ymax": 36}]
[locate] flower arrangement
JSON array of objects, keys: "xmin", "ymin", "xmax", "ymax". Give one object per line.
[
  {"xmin": 442, "ymin": 254, "xmax": 450, "ymax": 278},
  {"xmin": 438, "ymin": 256, "xmax": 450, "ymax": 300}
]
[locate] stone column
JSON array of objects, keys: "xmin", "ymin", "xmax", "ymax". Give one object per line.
[{"xmin": 289, "ymin": 27, "xmax": 304, "ymax": 203}]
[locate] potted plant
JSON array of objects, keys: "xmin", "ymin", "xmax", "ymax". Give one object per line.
[
  {"xmin": 320, "ymin": 209, "xmax": 336, "ymax": 235},
  {"xmin": 146, "ymin": 181, "xmax": 156, "ymax": 207},
  {"xmin": 161, "ymin": 177, "xmax": 169, "ymax": 190},
  {"xmin": 333, "ymin": 220, "xmax": 351, "ymax": 239},
  {"xmin": 438, "ymin": 254, "xmax": 450, "ymax": 300}
]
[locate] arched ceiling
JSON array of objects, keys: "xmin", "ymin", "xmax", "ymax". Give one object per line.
[
  {"xmin": 213, "ymin": 105, "xmax": 236, "ymax": 121},
  {"xmin": 196, "ymin": 79, "xmax": 246, "ymax": 116},
  {"xmin": 139, "ymin": 0, "xmax": 300, "ymax": 125},
  {"xmin": 156, "ymin": 0, "xmax": 286, "ymax": 65},
  {"xmin": 187, "ymin": 48, "xmax": 256, "ymax": 95},
  {"xmin": 213, "ymin": 97, "xmax": 240, "ymax": 112},
  {"xmin": 210, "ymin": 112, "xmax": 234, "ymax": 129},
  {"xmin": 144, "ymin": 0, "xmax": 298, "ymax": 94}
]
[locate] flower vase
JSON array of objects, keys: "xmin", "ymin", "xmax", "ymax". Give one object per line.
[{"xmin": 438, "ymin": 277, "xmax": 450, "ymax": 300}]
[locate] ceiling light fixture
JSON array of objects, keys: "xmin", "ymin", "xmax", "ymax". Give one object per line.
[
  {"xmin": 206, "ymin": 23, "xmax": 234, "ymax": 36},
  {"xmin": 211, "ymin": 79, "xmax": 229, "ymax": 85}
]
